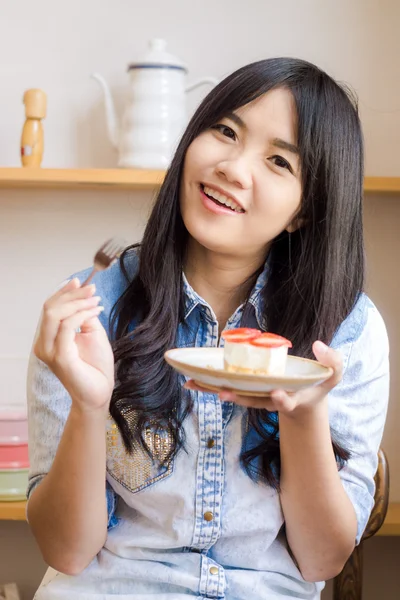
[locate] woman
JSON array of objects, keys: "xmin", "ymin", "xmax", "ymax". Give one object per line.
[{"xmin": 27, "ymin": 57, "xmax": 389, "ymax": 599}]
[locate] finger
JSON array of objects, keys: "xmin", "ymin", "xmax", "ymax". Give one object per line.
[
  {"xmin": 183, "ymin": 380, "xmax": 211, "ymax": 393},
  {"xmin": 47, "ymin": 283, "xmax": 96, "ymax": 308},
  {"xmin": 51, "ymin": 277, "xmax": 81, "ymax": 301},
  {"xmin": 43, "ymin": 295, "xmax": 101, "ymax": 325},
  {"xmin": 79, "ymin": 312, "xmax": 105, "ymax": 334},
  {"xmin": 42, "ymin": 282, "xmax": 96, "ymax": 342},
  {"xmin": 54, "ymin": 306, "xmax": 104, "ymax": 357},
  {"xmin": 219, "ymin": 390, "xmax": 275, "ymax": 402},
  {"xmin": 219, "ymin": 390, "xmax": 277, "ymax": 410},
  {"xmin": 40, "ymin": 295, "xmax": 101, "ymax": 355},
  {"xmin": 219, "ymin": 391, "xmax": 240, "ymax": 402},
  {"xmin": 226, "ymin": 397, "xmax": 276, "ymax": 409},
  {"xmin": 269, "ymin": 389, "xmax": 297, "ymax": 412},
  {"xmin": 312, "ymin": 341, "xmax": 343, "ymax": 390}
]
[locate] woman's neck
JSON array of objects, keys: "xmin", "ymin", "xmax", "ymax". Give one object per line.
[{"xmin": 184, "ymin": 239, "xmax": 267, "ymax": 331}]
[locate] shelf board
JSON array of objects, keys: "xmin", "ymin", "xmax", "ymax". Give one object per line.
[
  {"xmin": 0, "ymin": 167, "xmax": 165, "ymax": 190},
  {"xmin": 1, "ymin": 501, "xmax": 400, "ymax": 535},
  {"xmin": 0, "ymin": 168, "xmax": 398, "ymax": 193},
  {"xmin": 376, "ymin": 502, "xmax": 400, "ymax": 536},
  {"xmin": 364, "ymin": 177, "xmax": 400, "ymax": 194},
  {"xmin": 0, "ymin": 500, "xmax": 26, "ymax": 521}
]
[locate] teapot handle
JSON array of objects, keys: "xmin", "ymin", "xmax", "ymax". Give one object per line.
[{"xmin": 185, "ymin": 77, "xmax": 219, "ymax": 93}]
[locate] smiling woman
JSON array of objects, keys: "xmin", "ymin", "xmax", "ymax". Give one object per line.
[
  {"xmin": 180, "ymin": 88, "xmax": 302, "ymax": 260},
  {"xmin": 27, "ymin": 57, "xmax": 389, "ymax": 600}
]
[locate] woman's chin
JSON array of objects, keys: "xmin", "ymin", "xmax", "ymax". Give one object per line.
[
  {"xmin": 186, "ymin": 227, "xmax": 235, "ymax": 255},
  {"xmin": 189, "ymin": 231, "xmax": 252, "ymax": 259}
]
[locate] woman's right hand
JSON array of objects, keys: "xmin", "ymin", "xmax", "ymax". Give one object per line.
[{"xmin": 33, "ymin": 277, "xmax": 115, "ymax": 413}]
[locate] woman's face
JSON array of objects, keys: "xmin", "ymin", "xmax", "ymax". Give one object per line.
[{"xmin": 180, "ymin": 88, "xmax": 303, "ymax": 260}]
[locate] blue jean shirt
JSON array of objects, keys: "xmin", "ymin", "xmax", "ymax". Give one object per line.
[{"xmin": 27, "ymin": 250, "xmax": 389, "ymax": 599}]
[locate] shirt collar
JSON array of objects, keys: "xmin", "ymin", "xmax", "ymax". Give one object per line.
[{"xmin": 182, "ymin": 258, "xmax": 269, "ymax": 329}]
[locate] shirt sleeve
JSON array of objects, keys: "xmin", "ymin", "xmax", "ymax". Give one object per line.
[
  {"xmin": 26, "ymin": 253, "xmax": 139, "ymax": 526},
  {"xmin": 26, "ymin": 308, "xmax": 73, "ymax": 500},
  {"xmin": 26, "ymin": 289, "xmax": 119, "ymax": 530},
  {"xmin": 329, "ymin": 296, "xmax": 390, "ymax": 544}
]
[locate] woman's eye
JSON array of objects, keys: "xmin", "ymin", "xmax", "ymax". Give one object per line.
[
  {"xmin": 270, "ymin": 155, "xmax": 292, "ymax": 173},
  {"xmin": 211, "ymin": 124, "xmax": 237, "ymax": 140}
]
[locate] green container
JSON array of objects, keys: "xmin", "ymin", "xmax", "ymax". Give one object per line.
[{"xmin": 0, "ymin": 467, "xmax": 28, "ymax": 501}]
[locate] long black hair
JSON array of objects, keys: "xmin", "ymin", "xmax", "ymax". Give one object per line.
[{"xmin": 110, "ymin": 57, "xmax": 364, "ymax": 488}]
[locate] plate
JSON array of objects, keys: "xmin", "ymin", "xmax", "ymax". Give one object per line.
[{"xmin": 164, "ymin": 347, "xmax": 333, "ymax": 396}]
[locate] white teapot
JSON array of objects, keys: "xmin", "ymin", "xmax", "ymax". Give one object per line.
[{"xmin": 92, "ymin": 38, "xmax": 218, "ymax": 169}]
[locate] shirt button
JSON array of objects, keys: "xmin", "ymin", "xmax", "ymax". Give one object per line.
[
  {"xmin": 204, "ymin": 511, "xmax": 213, "ymax": 521},
  {"xmin": 207, "ymin": 439, "xmax": 215, "ymax": 448},
  {"xmin": 209, "ymin": 566, "xmax": 219, "ymax": 575}
]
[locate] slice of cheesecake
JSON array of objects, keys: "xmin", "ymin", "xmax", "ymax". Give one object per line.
[{"xmin": 222, "ymin": 328, "xmax": 292, "ymax": 375}]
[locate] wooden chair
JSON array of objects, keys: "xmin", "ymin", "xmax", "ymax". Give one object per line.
[{"xmin": 333, "ymin": 448, "xmax": 389, "ymax": 600}]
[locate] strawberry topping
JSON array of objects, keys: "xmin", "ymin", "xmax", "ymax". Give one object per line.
[
  {"xmin": 250, "ymin": 332, "xmax": 292, "ymax": 348},
  {"xmin": 221, "ymin": 328, "xmax": 261, "ymax": 343}
]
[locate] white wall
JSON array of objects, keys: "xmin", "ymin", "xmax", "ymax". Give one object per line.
[
  {"xmin": 0, "ymin": 0, "xmax": 399, "ymax": 173},
  {"xmin": 0, "ymin": 1, "xmax": 399, "ymax": 598}
]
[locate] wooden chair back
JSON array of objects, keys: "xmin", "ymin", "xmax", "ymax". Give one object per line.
[{"xmin": 333, "ymin": 448, "xmax": 389, "ymax": 599}]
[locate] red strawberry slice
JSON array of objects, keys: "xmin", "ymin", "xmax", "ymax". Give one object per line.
[
  {"xmin": 221, "ymin": 328, "xmax": 261, "ymax": 343},
  {"xmin": 250, "ymin": 332, "xmax": 292, "ymax": 348}
]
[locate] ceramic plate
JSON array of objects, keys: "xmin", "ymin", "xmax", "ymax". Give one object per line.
[{"xmin": 164, "ymin": 347, "xmax": 333, "ymax": 396}]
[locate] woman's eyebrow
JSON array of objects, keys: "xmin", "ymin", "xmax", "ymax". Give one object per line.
[
  {"xmin": 272, "ymin": 138, "xmax": 299, "ymax": 156},
  {"xmin": 225, "ymin": 112, "xmax": 246, "ymax": 129}
]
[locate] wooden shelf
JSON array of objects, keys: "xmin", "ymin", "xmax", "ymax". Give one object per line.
[
  {"xmin": 0, "ymin": 167, "xmax": 165, "ymax": 190},
  {"xmin": 0, "ymin": 168, "xmax": 398, "ymax": 193},
  {"xmin": 1, "ymin": 500, "xmax": 400, "ymax": 534},
  {"xmin": 376, "ymin": 502, "xmax": 400, "ymax": 536},
  {"xmin": 0, "ymin": 500, "xmax": 26, "ymax": 521},
  {"xmin": 364, "ymin": 177, "xmax": 400, "ymax": 194}
]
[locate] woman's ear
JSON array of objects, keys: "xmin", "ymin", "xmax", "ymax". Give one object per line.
[{"xmin": 286, "ymin": 217, "xmax": 306, "ymax": 233}]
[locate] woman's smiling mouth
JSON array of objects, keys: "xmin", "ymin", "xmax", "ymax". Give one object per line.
[{"xmin": 200, "ymin": 184, "xmax": 245, "ymax": 214}]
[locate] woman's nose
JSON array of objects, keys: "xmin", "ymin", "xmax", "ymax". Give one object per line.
[{"xmin": 215, "ymin": 157, "xmax": 253, "ymax": 189}]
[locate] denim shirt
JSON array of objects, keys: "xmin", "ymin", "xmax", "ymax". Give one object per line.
[{"xmin": 27, "ymin": 250, "xmax": 389, "ymax": 600}]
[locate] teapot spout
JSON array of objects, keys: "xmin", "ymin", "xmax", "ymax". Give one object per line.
[{"xmin": 91, "ymin": 73, "xmax": 119, "ymax": 149}]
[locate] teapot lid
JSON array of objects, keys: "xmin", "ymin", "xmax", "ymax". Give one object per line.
[{"xmin": 128, "ymin": 38, "xmax": 187, "ymax": 72}]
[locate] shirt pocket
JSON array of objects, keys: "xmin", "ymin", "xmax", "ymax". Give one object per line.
[{"xmin": 106, "ymin": 414, "xmax": 174, "ymax": 494}]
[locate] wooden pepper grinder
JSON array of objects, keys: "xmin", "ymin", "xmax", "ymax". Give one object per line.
[{"xmin": 21, "ymin": 89, "xmax": 47, "ymax": 167}]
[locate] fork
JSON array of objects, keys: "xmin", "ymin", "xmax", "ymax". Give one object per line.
[{"xmin": 82, "ymin": 237, "xmax": 126, "ymax": 286}]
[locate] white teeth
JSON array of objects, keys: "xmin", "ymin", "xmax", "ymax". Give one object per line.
[{"xmin": 203, "ymin": 186, "xmax": 243, "ymax": 213}]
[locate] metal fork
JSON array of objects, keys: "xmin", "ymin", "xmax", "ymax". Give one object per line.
[{"xmin": 82, "ymin": 237, "xmax": 126, "ymax": 286}]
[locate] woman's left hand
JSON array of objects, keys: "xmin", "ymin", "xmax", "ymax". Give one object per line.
[{"xmin": 184, "ymin": 341, "xmax": 342, "ymax": 416}]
